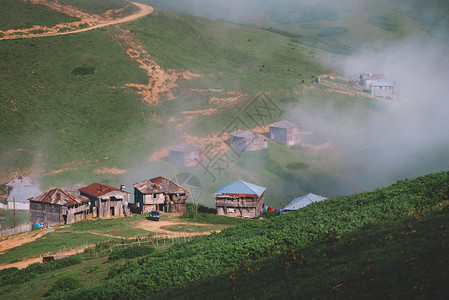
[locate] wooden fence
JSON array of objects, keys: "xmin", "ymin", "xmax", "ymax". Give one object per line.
[{"xmin": 0, "ymin": 222, "xmax": 31, "ymax": 237}]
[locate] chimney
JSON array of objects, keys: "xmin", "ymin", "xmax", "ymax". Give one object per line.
[{"xmin": 120, "ymin": 185, "xmax": 125, "ymax": 191}]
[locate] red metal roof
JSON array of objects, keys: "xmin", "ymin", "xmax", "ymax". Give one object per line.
[
  {"xmin": 79, "ymin": 183, "xmax": 128, "ymax": 197},
  {"xmin": 29, "ymin": 188, "xmax": 90, "ymax": 206}
]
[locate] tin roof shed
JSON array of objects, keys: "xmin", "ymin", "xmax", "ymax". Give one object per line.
[
  {"xmin": 283, "ymin": 193, "xmax": 328, "ymax": 211},
  {"xmin": 30, "ymin": 188, "xmax": 90, "ymax": 206}
]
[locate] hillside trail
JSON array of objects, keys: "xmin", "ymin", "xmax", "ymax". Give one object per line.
[
  {"xmin": 0, "ymin": 228, "xmax": 55, "ymax": 255},
  {"xmin": 0, "ymin": 217, "xmax": 219, "ymax": 270},
  {"xmin": 0, "ymin": 1, "xmax": 154, "ymax": 40}
]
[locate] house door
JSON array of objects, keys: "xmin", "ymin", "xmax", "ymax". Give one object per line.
[{"xmin": 110, "ymin": 207, "xmax": 115, "ymax": 216}]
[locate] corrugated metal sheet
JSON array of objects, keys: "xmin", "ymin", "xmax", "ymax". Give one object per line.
[
  {"xmin": 6, "ymin": 175, "xmax": 39, "ymax": 189},
  {"xmin": 79, "ymin": 183, "xmax": 129, "ymax": 198},
  {"xmin": 214, "ymin": 180, "xmax": 266, "ymax": 197},
  {"xmin": 283, "ymin": 193, "xmax": 328, "ymax": 211},
  {"xmin": 230, "ymin": 130, "xmax": 255, "ymax": 138},
  {"xmin": 7, "ymin": 185, "xmax": 42, "ymax": 203},
  {"xmin": 29, "ymin": 188, "xmax": 90, "ymax": 206},
  {"xmin": 169, "ymin": 143, "xmax": 201, "ymax": 152},
  {"xmin": 269, "ymin": 120, "xmax": 301, "ymax": 129},
  {"xmin": 370, "ymin": 80, "xmax": 396, "ymax": 87},
  {"xmin": 133, "ymin": 176, "xmax": 188, "ymax": 195}
]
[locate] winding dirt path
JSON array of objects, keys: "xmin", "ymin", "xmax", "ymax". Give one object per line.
[
  {"xmin": 0, "ymin": 2, "xmax": 153, "ymax": 40},
  {"xmin": 0, "ymin": 228, "xmax": 55, "ymax": 255}
]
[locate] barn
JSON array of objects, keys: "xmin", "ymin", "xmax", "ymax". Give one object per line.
[
  {"xmin": 370, "ymin": 80, "xmax": 396, "ymax": 99},
  {"xmin": 283, "ymin": 193, "xmax": 328, "ymax": 212},
  {"xmin": 6, "ymin": 175, "xmax": 41, "ymax": 211},
  {"xmin": 214, "ymin": 180, "xmax": 265, "ymax": 218},
  {"xmin": 269, "ymin": 120, "xmax": 302, "ymax": 146},
  {"xmin": 133, "ymin": 176, "xmax": 189, "ymax": 214},
  {"xmin": 79, "ymin": 183, "xmax": 130, "ymax": 218},
  {"xmin": 229, "ymin": 130, "xmax": 267, "ymax": 152},
  {"xmin": 169, "ymin": 143, "xmax": 202, "ymax": 167},
  {"xmin": 29, "ymin": 188, "xmax": 92, "ymax": 225},
  {"xmin": 359, "ymin": 73, "xmax": 385, "ymax": 88}
]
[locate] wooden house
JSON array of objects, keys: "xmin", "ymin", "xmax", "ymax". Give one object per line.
[
  {"xmin": 370, "ymin": 80, "xmax": 396, "ymax": 99},
  {"xmin": 359, "ymin": 73, "xmax": 385, "ymax": 88},
  {"xmin": 133, "ymin": 176, "xmax": 188, "ymax": 214},
  {"xmin": 269, "ymin": 120, "xmax": 302, "ymax": 146},
  {"xmin": 6, "ymin": 175, "xmax": 41, "ymax": 211},
  {"xmin": 168, "ymin": 143, "xmax": 202, "ymax": 167},
  {"xmin": 214, "ymin": 180, "xmax": 265, "ymax": 218},
  {"xmin": 79, "ymin": 183, "xmax": 130, "ymax": 218},
  {"xmin": 29, "ymin": 188, "xmax": 92, "ymax": 225},
  {"xmin": 229, "ymin": 130, "xmax": 267, "ymax": 152}
]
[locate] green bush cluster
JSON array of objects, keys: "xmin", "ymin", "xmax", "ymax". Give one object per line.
[
  {"xmin": 72, "ymin": 65, "xmax": 95, "ymax": 75},
  {"xmin": 108, "ymin": 245, "xmax": 154, "ymax": 261},
  {"xmin": 46, "ymin": 171, "xmax": 449, "ymax": 299},
  {"xmin": 0, "ymin": 256, "xmax": 83, "ymax": 286},
  {"xmin": 181, "ymin": 203, "xmax": 251, "ymax": 225},
  {"xmin": 46, "ymin": 274, "xmax": 82, "ymax": 297}
]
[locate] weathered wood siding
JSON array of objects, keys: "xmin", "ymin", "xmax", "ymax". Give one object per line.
[
  {"xmin": 30, "ymin": 202, "xmax": 61, "ymax": 225},
  {"xmin": 371, "ymin": 86, "xmax": 395, "ymax": 99},
  {"xmin": 216, "ymin": 194, "xmax": 264, "ymax": 218}
]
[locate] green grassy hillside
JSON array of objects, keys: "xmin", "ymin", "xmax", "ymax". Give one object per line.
[
  {"xmin": 0, "ymin": 0, "xmax": 79, "ymax": 31},
  {"xmin": 1, "ymin": 2, "xmax": 371, "ymax": 203},
  {"xmin": 1, "ymin": 0, "xmax": 447, "ymax": 208},
  {"xmin": 0, "ymin": 170, "xmax": 447, "ymax": 299}
]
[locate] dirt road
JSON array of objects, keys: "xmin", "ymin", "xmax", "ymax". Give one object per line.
[
  {"xmin": 0, "ymin": 2, "xmax": 153, "ymax": 40},
  {"xmin": 0, "ymin": 216, "xmax": 221, "ymax": 270}
]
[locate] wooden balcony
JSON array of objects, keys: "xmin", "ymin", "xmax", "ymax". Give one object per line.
[{"xmin": 215, "ymin": 200, "xmax": 258, "ymax": 208}]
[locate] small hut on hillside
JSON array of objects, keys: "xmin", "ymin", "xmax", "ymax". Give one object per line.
[
  {"xmin": 359, "ymin": 73, "xmax": 385, "ymax": 88},
  {"xmin": 5, "ymin": 175, "xmax": 41, "ymax": 210},
  {"xmin": 214, "ymin": 180, "xmax": 265, "ymax": 218},
  {"xmin": 269, "ymin": 120, "xmax": 302, "ymax": 146},
  {"xmin": 79, "ymin": 183, "xmax": 130, "ymax": 218},
  {"xmin": 133, "ymin": 176, "xmax": 189, "ymax": 214},
  {"xmin": 168, "ymin": 143, "xmax": 202, "ymax": 167},
  {"xmin": 370, "ymin": 80, "xmax": 396, "ymax": 99},
  {"xmin": 283, "ymin": 193, "xmax": 328, "ymax": 212},
  {"xmin": 5, "ymin": 175, "xmax": 39, "ymax": 195},
  {"xmin": 229, "ymin": 130, "xmax": 268, "ymax": 152},
  {"xmin": 29, "ymin": 188, "xmax": 92, "ymax": 225}
]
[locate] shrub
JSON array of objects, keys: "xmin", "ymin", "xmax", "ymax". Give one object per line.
[
  {"xmin": 0, "ymin": 255, "xmax": 82, "ymax": 286},
  {"xmin": 108, "ymin": 245, "xmax": 154, "ymax": 261},
  {"xmin": 46, "ymin": 274, "xmax": 82, "ymax": 297},
  {"xmin": 72, "ymin": 65, "xmax": 95, "ymax": 75}
]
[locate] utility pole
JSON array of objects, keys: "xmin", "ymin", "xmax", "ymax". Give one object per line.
[{"xmin": 13, "ymin": 196, "xmax": 16, "ymax": 227}]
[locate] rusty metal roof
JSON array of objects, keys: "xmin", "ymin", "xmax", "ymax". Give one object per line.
[
  {"xmin": 133, "ymin": 176, "xmax": 188, "ymax": 195},
  {"xmin": 269, "ymin": 120, "xmax": 301, "ymax": 129},
  {"xmin": 79, "ymin": 183, "xmax": 129, "ymax": 198},
  {"xmin": 29, "ymin": 188, "xmax": 90, "ymax": 206},
  {"xmin": 169, "ymin": 143, "xmax": 201, "ymax": 152}
]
